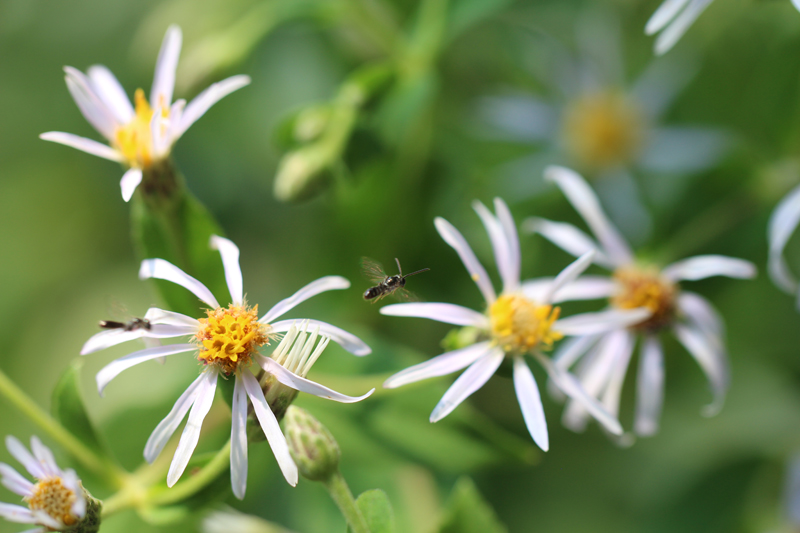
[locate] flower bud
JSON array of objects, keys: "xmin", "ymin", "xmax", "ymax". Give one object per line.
[{"xmin": 284, "ymin": 406, "xmax": 340, "ymax": 482}]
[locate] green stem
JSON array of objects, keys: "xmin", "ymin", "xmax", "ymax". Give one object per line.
[
  {"xmin": 0, "ymin": 368, "xmax": 126, "ymax": 487},
  {"xmin": 323, "ymin": 470, "xmax": 370, "ymax": 533}
]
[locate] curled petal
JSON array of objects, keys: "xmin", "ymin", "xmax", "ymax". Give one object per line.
[
  {"xmin": 673, "ymin": 323, "xmax": 729, "ymax": 417},
  {"xmin": 261, "ymin": 276, "xmax": 350, "ymax": 324},
  {"xmin": 173, "ymin": 75, "xmax": 251, "ymax": 141},
  {"xmin": 144, "ymin": 308, "xmax": 201, "ymax": 328},
  {"xmin": 768, "ymin": 184, "xmax": 800, "ymax": 294},
  {"xmin": 259, "ymin": 356, "xmax": 374, "ymax": 403},
  {"xmin": 269, "ymin": 319, "xmax": 371, "ymax": 356},
  {"xmin": 139, "ymin": 258, "xmax": 220, "ymax": 308},
  {"xmin": 662, "ymin": 255, "xmax": 756, "ymax": 282},
  {"xmin": 209, "ymin": 236, "xmax": 243, "ymax": 306},
  {"xmin": 120, "ymin": 168, "xmax": 143, "ymax": 202},
  {"xmin": 677, "ymin": 291, "xmax": 724, "ymax": 342}
]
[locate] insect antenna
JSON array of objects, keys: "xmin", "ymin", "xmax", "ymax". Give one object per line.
[
  {"xmin": 402, "ymin": 267, "xmax": 430, "ymax": 279},
  {"xmin": 394, "ymin": 258, "xmax": 403, "ymax": 276}
]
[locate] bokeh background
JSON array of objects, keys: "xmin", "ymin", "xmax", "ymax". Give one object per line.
[{"xmin": 3, "ymin": 0, "xmax": 800, "ymax": 531}]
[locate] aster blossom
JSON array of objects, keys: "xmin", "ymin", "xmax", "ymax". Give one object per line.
[
  {"xmin": 524, "ymin": 165, "xmax": 756, "ymax": 437},
  {"xmin": 40, "ymin": 25, "xmax": 250, "ymax": 201},
  {"xmin": 0, "ymin": 436, "xmax": 88, "ymax": 532},
  {"xmin": 380, "ymin": 198, "xmax": 652, "ymax": 452},
  {"xmin": 81, "ymin": 235, "xmax": 373, "ymax": 499}
]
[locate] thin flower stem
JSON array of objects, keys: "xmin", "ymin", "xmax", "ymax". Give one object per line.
[
  {"xmin": 323, "ymin": 470, "xmax": 371, "ymax": 533},
  {"xmin": 0, "ymin": 367, "xmax": 127, "ymax": 487}
]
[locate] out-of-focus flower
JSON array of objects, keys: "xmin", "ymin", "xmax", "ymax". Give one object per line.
[
  {"xmin": 81, "ymin": 236, "xmax": 372, "ymax": 499},
  {"xmin": 380, "ymin": 198, "xmax": 651, "ymax": 452},
  {"xmin": 40, "ymin": 25, "xmax": 250, "ymax": 202},
  {"xmin": 524, "ymin": 166, "xmax": 756, "ymax": 437},
  {"xmin": 768, "ymin": 184, "xmax": 800, "ymax": 305},
  {"xmin": 0, "ymin": 436, "xmax": 97, "ymax": 532}
]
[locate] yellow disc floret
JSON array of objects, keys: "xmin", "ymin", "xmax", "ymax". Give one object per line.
[
  {"xmin": 26, "ymin": 477, "xmax": 79, "ymax": 526},
  {"xmin": 113, "ymin": 88, "xmax": 167, "ymax": 169},
  {"xmin": 489, "ymin": 294, "xmax": 563, "ymax": 354},
  {"xmin": 562, "ymin": 90, "xmax": 644, "ymax": 170},
  {"xmin": 611, "ymin": 266, "xmax": 677, "ymax": 331},
  {"xmin": 196, "ymin": 304, "xmax": 270, "ymax": 375}
]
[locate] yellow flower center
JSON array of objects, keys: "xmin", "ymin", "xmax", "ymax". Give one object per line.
[
  {"xmin": 562, "ymin": 90, "xmax": 644, "ymax": 170},
  {"xmin": 489, "ymin": 294, "xmax": 563, "ymax": 354},
  {"xmin": 196, "ymin": 304, "xmax": 270, "ymax": 375},
  {"xmin": 113, "ymin": 89, "xmax": 169, "ymax": 169},
  {"xmin": 611, "ymin": 266, "xmax": 677, "ymax": 331},
  {"xmin": 26, "ymin": 477, "xmax": 79, "ymax": 526}
]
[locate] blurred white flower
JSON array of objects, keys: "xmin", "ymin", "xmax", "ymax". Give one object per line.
[
  {"xmin": 81, "ymin": 236, "xmax": 372, "ymax": 499},
  {"xmin": 524, "ymin": 165, "xmax": 756, "ymax": 437},
  {"xmin": 768, "ymin": 184, "xmax": 800, "ymax": 305},
  {"xmin": 40, "ymin": 25, "xmax": 250, "ymax": 202},
  {"xmin": 0, "ymin": 436, "xmax": 86, "ymax": 532},
  {"xmin": 381, "ymin": 198, "xmax": 652, "ymax": 452}
]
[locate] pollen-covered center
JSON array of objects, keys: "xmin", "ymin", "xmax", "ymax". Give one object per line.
[
  {"xmin": 196, "ymin": 304, "xmax": 270, "ymax": 374},
  {"xmin": 26, "ymin": 477, "xmax": 78, "ymax": 526},
  {"xmin": 113, "ymin": 89, "xmax": 169, "ymax": 169},
  {"xmin": 611, "ymin": 266, "xmax": 677, "ymax": 331},
  {"xmin": 489, "ymin": 294, "xmax": 563, "ymax": 354},
  {"xmin": 562, "ymin": 91, "xmax": 644, "ymax": 170}
]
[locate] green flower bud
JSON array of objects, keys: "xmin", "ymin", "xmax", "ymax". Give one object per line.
[
  {"xmin": 64, "ymin": 489, "xmax": 102, "ymax": 533},
  {"xmin": 284, "ymin": 406, "xmax": 340, "ymax": 482}
]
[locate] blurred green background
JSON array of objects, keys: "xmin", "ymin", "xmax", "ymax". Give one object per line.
[{"xmin": 3, "ymin": 0, "xmax": 800, "ymax": 531}]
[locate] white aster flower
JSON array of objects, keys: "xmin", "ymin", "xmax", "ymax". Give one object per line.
[
  {"xmin": 40, "ymin": 25, "xmax": 250, "ymax": 202},
  {"xmin": 0, "ymin": 436, "xmax": 86, "ymax": 532},
  {"xmin": 768, "ymin": 184, "xmax": 800, "ymax": 305},
  {"xmin": 524, "ymin": 165, "xmax": 756, "ymax": 437},
  {"xmin": 81, "ymin": 236, "xmax": 373, "ymax": 499},
  {"xmin": 380, "ymin": 198, "xmax": 651, "ymax": 452}
]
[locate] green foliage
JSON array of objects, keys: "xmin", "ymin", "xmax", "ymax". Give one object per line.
[
  {"xmin": 347, "ymin": 489, "xmax": 396, "ymax": 533},
  {"xmin": 51, "ymin": 360, "xmax": 109, "ymax": 459},
  {"xmin": 437, "ymin": 477, "xmax": 507, "ymax": 533}
]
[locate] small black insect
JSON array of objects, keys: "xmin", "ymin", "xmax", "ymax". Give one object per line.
[
  {"xmin": 362, "ymin": 257, "xmax": 430, "ymax": 302},
  {"xmin": 98, "ymin": 317, "xmax": 151, "ymax": 331}
]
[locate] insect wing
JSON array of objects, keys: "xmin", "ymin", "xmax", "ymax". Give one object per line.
[
  {"xmin": 392, "ymin": 287, "xmax": 420, "ymax": 303},
  {"xmin": 361, "ymin": 257, "xmax": 388, "ymax": 284}
]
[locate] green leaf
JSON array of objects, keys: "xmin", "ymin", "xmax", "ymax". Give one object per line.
[
  {"xmin": 347, "ymin": 489, "xmax": 395, "ymax": 533},
  {"xmin": 437, "ymin": 477, "xmax": 507, "ymax": 533},
  {"xmin": 446, "ymin": 0, "xmax": 513, "ymax": 40},
  {"xmin": 51, "ymin": 360, "xmax": 109, "ymax": 458}
]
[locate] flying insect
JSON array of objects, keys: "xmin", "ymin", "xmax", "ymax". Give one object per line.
[
  {"xmin": 98, "ymin": 317, "xmax": 151, "ymax": 331},
  {"xmin": 362, "ymin": 257, "xmax": 429, "ymax": 302}
]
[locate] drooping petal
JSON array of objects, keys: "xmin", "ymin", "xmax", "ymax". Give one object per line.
[
  {"xmin": 240, "ymin": 371, "xmax": 298, "ymax": 486},
  {"xmin": 261, "ymin": 276, "xmax": 350, "ymax": 324},
  {"xmin": 677, "ymin": 291, "xmax": 724, "ymax": 342},
  {"xmin": 39, "ymin": 132, "xmax": 124, "ymax": 162},
  {"xmin": 150, "ymin": 25, "xmax": 182, "ymax": 110},
  {"xmin": 63, "ymin": 66, "xmax": 118, "ymax": 139},
  {"xmin": 513, "ymin": 357, "xmax": 549, "ymax": 452},
  {"xmin": 522, "ymin": 276, "xmax": 616, "ymax": 304},
  {"xmin": 662, "ymin": 255, "xmax": 756, "ymax": 282},
  {"xmin": 544, "ymin": 166, "xmax": 633, "ymax": 266},
  {"xmin": 144, "ymin": 308, "xmax": 201, "ymax": 328},
  {"xmin": 96, "ymin": 344, "xmax": 196, "ymax": 396},
  {"xmin": 673, "ymin": 323, "xmax": 729, "ymax": 416},
  {"xmin": 120, "ymin": 168, "xmax": 143, "ymax": 202},
  {"xmin": 230, "ymin": 374, "xmax": 248, "ymax": 500},
  {"xmin": 172, "ymin": 75, "xmax": 251, "ymax": 141},
  {"xmin": 430, "ymin": 348, "xmax": 504, "ymax": 422},
  {"xmin": 139, "ymin": 258, "xmax": 220, "ymax": 308},
  {"xmin": 383, "ymin": 341, "xmax": 493, "ymax": 389},
  {"xmin": 434, "ymin": 217, "xmax": 496, "ymax": 304},
  {"xmin": 259, "ymin": 356, "xmax": 374, "ymax": 403},
  {"xmin": 768, "ymin": 184, "xmax": 800, "ymax": 294},
  {"xmin": 634, "ymin": 336, "xmax": 664, "ymax": 436},
  {"xmin": 0, "ymin": 463, "xmax": 33, "ymax": 496},
  {"xmin": 541, "ymin": 250, "xmax": 595, "ymax": 304},
  {"xmin": 86, "ymin": 65, "xmax": 134, "ymax": 123},
  {"xmin": 554, "ymin": 308, "xmax": 650, "ymax": 336},
  {"xmin": 167, "ymin": 370, "xmax": 218, "ymax": 487},
  {"xmin": 144, "ymin": 373, "xmax": 206, "ymax": 463},
  {"xmin": 652, "ymin": 0, "xmax": 714, "ymax": 56},
  {"xmin": 209, "ymin": 236, "xmax": 243, "ymax": 306},
  {"xmin": 5, "ymin": 436, "xmax": 44, "ymax": 479},
  {"xmin": 523, "ymin": 218, "xmax": 613, "ymax": 268},
  {"xmin": 269, "ymin": 319, "xmax": 371, "ymax": 356},
  {"xmin": 645, "ymin": 0, "xmax": 691, "ymax": 34},
  {"xmin": 379, "ymin": 302, "xmax": 489, "ymax": 328},
  {"xmin": 0, "ymin": 503, "xmax": 37, "ymax": 524},
  {"xmin": 473, "ymin": 200, "xmax": 515, "ymax": 293}
]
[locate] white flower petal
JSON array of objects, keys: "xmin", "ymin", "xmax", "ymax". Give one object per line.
[
  {"xmin": 209, "ymin": 236, "xmax": 243, "ymax": 306},
  {"xmin": 673, "ymin": 323, "xmax": 729, "ymax": 417},
  {"xmin": 645, "ymin": 0, "xmax": 692, "ymax": 34},
  {"xmin": 32, "ymin": 511, "xmax": 62, "ymax": 530},
  {"xmin": 144, "ymin": 374, "xmax": 206, "ymax": 463},
  {"xmin": 62, "ymin": 470, "xmax": 85, "ymax": 518},
  {"xmin": 634, "ymin": 336, "xmax": 664, "ymax": 436},
  {"xmin": 599, "ymin": 331, "xmax": 635, "ymax": 418},
  {"xmin": 379, "ymin": 302, "xmax": 489, "ymax": 328},
  {"xmin": 150, "ymin": 25, "xmax": 182, "ymax": 110},
  {"xmin": 259, "ymin": 356, "xmax": 374, "ymax": 403},
  {"xmin": 96, "ymin": 344, "xmax": 196, "ymax": 396},
  {"xmin": 552, "ymin": 334, "xmax": 601, "ymax": 369},
  {"xmin": 768, "ymin": 184, "xmax": 800, "ymax": 294},
  {"xmin": 430, "ymin": 348, "xmax": 504, "ymax": 423},
  {"xmin": 269, "ymin": 319, "xmax": 371, "ymax": 356},
  {"xmin": 86, "ymin": 65, "xmax": 134, "ymax": 123},
  {"xmin": 677, "ymin": 291, "xmax": 724, "ymax": 342},
  {"xmin": 513, "ymin": 357, "xmax": 549, "ymax": 452},
  {"xmin": 120, "ymin": 168, "xmax": 143, "ymax": 202},
  {"xmin": 494, "ymin": 198, "xmax": 521, "ymax": 291},
  {"xmin": 653, "ymin": 0, "xmax": 714, "ymax": 55},
  {"xmin": 0, "ymin": 463, "xmax": 33, "ymax": 496},
  {"xmin": 167, "ymin": 370, "xmax": 217, "ymax": 487},
  {"xmin": 555, "ymin": 308, "xmax": 650, "ymax": 336},
  {"xmin": 522, "ymin": 218, "xmax": 614, "ymax": 269},
  {"xmin": 230, "ymin": 375, "xmax": 248, "ymax": 500},
  {"xmin": 39, "ymin": 132, "xmax": 124, "ymax": 162},
  {"xmin": 5, "ymin": 436, "xmax": 44, "ymax": 479},
  {"xmin": 434, "ymin": 216, "xmax": 496, "ymax": 304},
  {"xmin": 542, "ymin": 250, "xmax": 595, "ymax": 304},
  {"xmin": 536, "ymin": 352, "xmax": 623, "ymax": 435},
  {"xmin": 240, "ymin": 371, "xmax": 298, "ymax": 486},
  {"xmin": 29, "ymin": 437, "xmax": 59, "ymax": 478},
  {"xmin": 662, "ymin": 255, "xmax": 756, "ymax": 282},
  {"xmin": 173, "ymin": 75, "xmax": 251, "ymax": 141},
  {"xmin": 261, "ymin": 276, "xmax": 350, "ymax": 324},
  {"xmin": 144, "ymin": 308, "xmax": 200, "ymax": 328},
  {"xmin": 63, "ymin": 66, "xmax": 118, "ymax": 139},
  {"xmin": 639, "ymin": 127, "xmax": 729, "ymax": 174},
  {"xmin": 522, "ymin": 276, "xmax": 616, "ymax": 304},
  {"xmin": 544, "ymin": 166, "xmax": 633, "ymax": 266},
  {"xmin": 139, "ymin": 258, "xmax": 220, "ymax": 308},
  {"xmin": 383, "ymin": 341, "xmax": 493, "ymax": 389},
  {"xmin": 473, "ymin": 200, "xmax": 515, "ymax": 293},
  {"xmin": 0, "ymin": 503, "xmax": 37, "ymax": 524}
]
